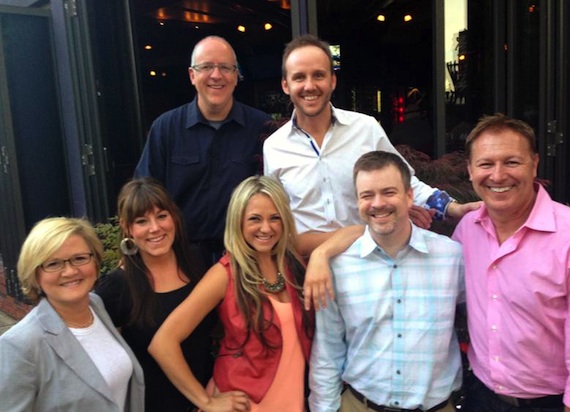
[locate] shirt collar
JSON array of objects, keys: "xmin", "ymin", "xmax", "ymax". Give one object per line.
[
  {"xmin": 185, "ymin": 97, "xmax": 243, "ymax": 128},
  {"xmin": 360, "ymin": 223, "xmax": 428, "ymax": 258},
  {"xmin": 290, "ymin": 103, "xmax": 338, "ymax": 132},
  {"xmin": 473, "ymin": 182, "xmax": 556, "ymax": 234}
]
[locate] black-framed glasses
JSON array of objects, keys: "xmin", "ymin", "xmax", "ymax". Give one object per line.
[
  {"xmin": 191, "ymin": 63, "xmax": 238, "ymax": 75},
  {"xmin": 39, "ymin": 253, "xmax": 94, "ymax": 273}
]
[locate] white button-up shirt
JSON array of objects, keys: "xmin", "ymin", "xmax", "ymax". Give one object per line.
[{"xmin": 263, "ymin": 105, "xmax": 437, "ymax": 233}]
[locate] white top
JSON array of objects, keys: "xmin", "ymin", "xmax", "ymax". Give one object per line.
[
  {"xmin": 71, "ymin": 309, "xmax": 133, "ymax": 411},
  {"xmin": 263, "ymin": 105, "xmax": 437, "ymax": 233}
]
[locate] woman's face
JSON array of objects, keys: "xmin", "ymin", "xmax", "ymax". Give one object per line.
[
  {"xmin": 37, "ymin": 234, "xmax": 97, "ymax": 311},
  {"xmin": 128, "ymin": 206, "xmax": 176, "ymax": 260},
  {"xmin": 242, "ymin": 194, "xmax": 283, "ymax": 256}
]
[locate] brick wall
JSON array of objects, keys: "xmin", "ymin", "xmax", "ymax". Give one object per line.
[{"xmin": 0, "ymin": 254, "xmax": 32, "ymax": 320}]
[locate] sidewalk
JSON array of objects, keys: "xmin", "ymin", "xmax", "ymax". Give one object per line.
[{"xmin": 0, "ymin": 310, "xmax": 17, "ymax": 336}]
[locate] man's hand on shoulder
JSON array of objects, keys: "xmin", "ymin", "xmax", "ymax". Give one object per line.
[
  {"xmin": 446, "ymin": 200, "xmax": 482, "ymax": 220},
  {"xmin": 409, "ymin": 205, "xmax": 435, "ymax": 229}
]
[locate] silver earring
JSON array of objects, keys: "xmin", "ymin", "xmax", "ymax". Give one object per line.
[
  {"xmin": 37, "ymin": 286, "xmax": 43, "ymax": 296},
  {"xmin": 120, "ymin": 237, "xmax": 139, "ymax": 256}
]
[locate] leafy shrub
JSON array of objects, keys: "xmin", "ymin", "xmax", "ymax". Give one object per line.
[{"xmin": 94, "ymin": 216, "xmax": 121, "ymax": 274}]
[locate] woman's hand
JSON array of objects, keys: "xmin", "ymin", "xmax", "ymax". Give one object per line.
[{"xmin": 201, "ymin": 390, "xmax": 250, "ymax": 412}]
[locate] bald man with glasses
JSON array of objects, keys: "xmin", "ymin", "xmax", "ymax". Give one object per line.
[{"xmin": 135, "ymin": 36, "xmax": 270, "ymax": 268}]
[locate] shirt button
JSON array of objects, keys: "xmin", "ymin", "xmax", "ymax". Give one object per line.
[
  {"xmin": 397, "ymin": 333, "xmax": 402, "ymax": 338},
  {"xmin": 494, "ymin": 356, "xmax": 500, "ymax": 362},
  {"xmin": 397, "ymin": 299, "xmax": 402, "ymax": 304},
  {"xmin": 492, "ymin": 294, "xmax": 498, "ymax": 300},
  {"xmin": 491, "ymin": 325, "xmax": 498, "ymax": 331},
  {"xmin": 396, "ymin": 370, "xmax": 401, "ymax": 374},
  {"xmin": 393, "ymin": 264, "xmax": 398, "ymax": 268}
]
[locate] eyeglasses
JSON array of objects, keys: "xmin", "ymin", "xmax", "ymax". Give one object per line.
[
  {"xmin": 191, "ymin": 63, "xmax": 238, "ymax": 75},
  {"xmin": 39, "ymin": 253, "xmax": 94, "ymax": 273}
]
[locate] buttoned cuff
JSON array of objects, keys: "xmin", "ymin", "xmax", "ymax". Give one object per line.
[{"xmin": 424, "ymin": 190, "xmax": 456, "ymax": 221}]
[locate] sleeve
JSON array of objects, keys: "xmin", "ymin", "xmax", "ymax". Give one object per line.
[
  {"xmin": 457, "ymin": 253, "xmax": 466, "ymax": 304},
  {"xmin": 262, "ymin": 139, "xmax": 277, "ymax": 179},
  {"xmin": 134, "ymin": 118, "xmax": 167, "ymax": 182},
  {"xmin": 451, "ymin": 218, "xmax": 465, "ymax": 244},
  {"xmin": 563, "ymin": 258, "xmax": 570, "ymax": 408},
  {"xmin": 94, "ymin": 270, "xmax": 131, "ymax": 327},
  {"xmin": 372, "ymin": 121, "xmax": 438, "ymax": 206},
  {"xmin": 308, "ymin": 289, "xmax": 347, "ymax": 412},
  {"xmin": 0, "ymin": 335, "xmax": 38, "ymax": 411}
]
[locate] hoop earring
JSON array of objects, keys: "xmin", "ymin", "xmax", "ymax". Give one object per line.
[{"xmin": 120, "ymin": 237, "xmax": 139, "ymax": 256}]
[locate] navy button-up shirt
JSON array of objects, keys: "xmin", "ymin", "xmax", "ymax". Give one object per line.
[{"xmin": 135, "ymin": 98, "xmax": 270, "ymax": 242}]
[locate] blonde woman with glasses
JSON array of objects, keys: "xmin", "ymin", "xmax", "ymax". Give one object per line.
[{"xmin": 0, "ymin": 217, "xmax": 144, "ymax": 412}]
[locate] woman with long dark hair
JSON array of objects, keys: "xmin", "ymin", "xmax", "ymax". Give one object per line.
[{"xmin": 96, "ymin": 177, "xmax": 216, "ymax": 412}]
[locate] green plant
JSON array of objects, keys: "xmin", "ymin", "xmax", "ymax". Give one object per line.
[{"xmin": 94, "ymin": 216, "xmax": 121, "ymax": 274}]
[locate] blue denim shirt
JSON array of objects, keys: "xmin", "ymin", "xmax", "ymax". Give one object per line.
[{"xmin": 135, "ymin": 98, "xmax": 270, "ymax": 242}]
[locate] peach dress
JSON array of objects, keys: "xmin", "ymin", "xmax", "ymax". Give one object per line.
[{"xmin": 206, "ymin": 296, "xmax": 305, "ymax": 411}]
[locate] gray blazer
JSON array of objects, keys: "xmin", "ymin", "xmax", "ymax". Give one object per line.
[{"xmin": 0, "ymin": 293, "xmax": 144, "ymax": 412}]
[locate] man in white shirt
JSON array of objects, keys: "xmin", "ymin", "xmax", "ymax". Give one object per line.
[{"xmin": 264, "ymin": 34, "xmax": 478, "ymax": 238}]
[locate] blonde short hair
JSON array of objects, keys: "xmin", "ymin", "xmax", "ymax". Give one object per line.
[{"xmin": 17, "ymin": 217, "xmax": 103, "ymax": 303}]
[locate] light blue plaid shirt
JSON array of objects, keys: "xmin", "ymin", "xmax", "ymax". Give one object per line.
[{"xmin": 309, "ymin": 224, "xmax": 465, "ymax": 412}]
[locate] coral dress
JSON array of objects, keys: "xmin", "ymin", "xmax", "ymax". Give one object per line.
[{"xmin": 206, "ymin": 295, "xmax": 305, "ymax": 411}]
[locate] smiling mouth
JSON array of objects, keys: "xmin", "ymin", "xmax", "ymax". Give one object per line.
[
  {"xmin": 61, "ymin": 279, "xmax": 83, "ymax": 287},
  {"xmin": 148, "ymin": 235, "xmax": 166, "ymax": 243},
  {"xmin": 303, "ymin": 95, "xmax": 318, "ymax": 101},
  {"xmin": 370, "ymin": 209, "xmax": 392, "ymax": 218},
  {"xmin": 489, "ymin": 186, "xmax": 513, "ymax": 193}
]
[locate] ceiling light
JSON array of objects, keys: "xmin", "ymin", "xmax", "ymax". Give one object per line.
[
  {"xmin": 264, "ymin": 23, "xmax": 273, "ymax": 30},
  {"xmin": 149, "ymin": 71, "xmax": 157, "ymax": 77},
  {"xmin": 404, "ymin": 14, "xmax": 412, "ymax": 22},
  {"xmin": 377, "ymin": 15, "xmax": 386, "ymax": 22},
  {"xmin": 144, "ymin": 45, "xmax": 152, "ymax": 50},
  {"xmin": 237, "ymin": 25, "xmax": 246, "ymax": 32}
]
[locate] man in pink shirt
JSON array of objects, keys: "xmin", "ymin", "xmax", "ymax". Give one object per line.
[{"xmin": 452, "ymin": 114, "xmax": 570, "ymax": 411}]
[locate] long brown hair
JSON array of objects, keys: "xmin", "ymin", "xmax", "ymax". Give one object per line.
[{"xmin": 117, "ymin": 177, "xmax": 200, "ymax": 327}]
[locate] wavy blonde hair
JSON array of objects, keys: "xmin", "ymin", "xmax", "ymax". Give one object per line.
[{"xmin": 224, "ymin": 176, "xmax": 308, "ymax": 348}]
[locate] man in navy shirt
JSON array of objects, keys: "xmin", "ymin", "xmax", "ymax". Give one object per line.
[{"xmin": 135, "ymin": 36, "xmax": 270, "ymax": 266}]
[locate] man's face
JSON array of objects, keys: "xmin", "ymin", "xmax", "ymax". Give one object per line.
[
  {"xmin": 467, "ymin": 129, "xmax": 539, "ymax": 218},
  {"xmin": 282, "ymin": 45, "xmax": 336, "ymax": 123},
  {"xmin": 356, "ymin": 165, "xmax": 413, "ymax": 246},
  {"xmin": 189, "ymin": 38, "xmax": 238, "ymax": 118}
]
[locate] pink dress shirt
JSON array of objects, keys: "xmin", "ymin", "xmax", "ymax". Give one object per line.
[{"xmin": 453, "ymin": 184, "xmax": 570, "ymax": 406}]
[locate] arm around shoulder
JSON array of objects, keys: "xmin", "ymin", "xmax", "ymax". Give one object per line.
[{"xmin": 302, "ymin": 225, "xmax": 364, "ymax": 310}]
